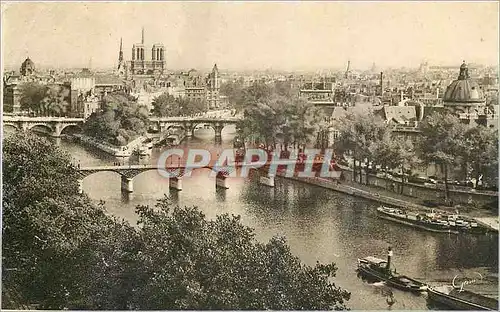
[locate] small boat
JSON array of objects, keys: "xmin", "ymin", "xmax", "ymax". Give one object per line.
[
  {"xmin": 427, "ymin": 285, "xmax": 498, "ymax": 310},
  {"xmin": 357, "ymin": 256, "xmax": 427, "ymax": 293}
]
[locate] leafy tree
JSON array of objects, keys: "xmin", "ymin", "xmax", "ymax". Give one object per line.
[
  {"xmin": 19, "ymin": 82, "xmax": 48, "ymax": 115},
  {"xmin": 83, "ymin": 92, "xmax": 148, "ymax": 145},
  {"xmin": 334, "ymin": 111, "xmax": 390, "ymax": 184},
  {"xmin": 220, "ymin": 80, "xmax": 245, "ymax": 109},
  {"xmin": 417, "ymin": 112, "xmax": 468, "ymax": 202},
  {"xmin": 462, "ymin": 125, "xmax": 498, "ymax": 187},
  {"xmin": 152, "ymin": 94, "xmax": 207, "ymax": 117},
  {"xmin": 41, "ymin": 85, "xmax": 70, "ymax": 117},
  {"xmin": 130, "ymin": 199, "xmax": 350, "ymax": 310},
  {"xmin": 2, "ymin": 132, "xmax": 134, "ymax": 309},
  {"xmin": 152, "ymin": 93, "xmax": 179, "ymax": 117},
  {"xmin": 18, "ymin": 83, "xmax": 70, "ymax": 116},
  {"xmin": 3, "ymin": 133, "xmax": 351, "ymax": 310},
  {"xmin": 377, "ymin": 137, "xmax": 420, "ymax": 194}
]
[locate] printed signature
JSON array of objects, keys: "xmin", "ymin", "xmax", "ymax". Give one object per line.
[{"xmin": 452, "ymin": 272, "xmax": 483, "ymax": 292}]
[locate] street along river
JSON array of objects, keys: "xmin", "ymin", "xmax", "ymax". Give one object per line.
[{"xmin": 30, "ymin": 128, "xmax": 500, "ymax": 310}]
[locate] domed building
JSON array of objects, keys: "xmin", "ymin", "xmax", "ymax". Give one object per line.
[
  {"xmin": 443, "ymin": 61, "xmax": 486, "ymax": 115},
  {"xmin": 442, "ymin": 61, "xmax": 497, "ymax": 128},
  {"xmin": 20, "ymin": 57, "xmax": 35, "ymax": 76}
]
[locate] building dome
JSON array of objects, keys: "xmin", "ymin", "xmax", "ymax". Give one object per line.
[
  {"xmin": 443, "ymin": 61, "xmax": 484, "ymax": 104},
  {"xmin": 20, "ymin": 57, "xmax": 35, "ymax": 76}
]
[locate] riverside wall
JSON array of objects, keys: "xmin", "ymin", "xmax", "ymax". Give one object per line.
[{"xmin": 342, "ymin": 170, "xmax": 498, "ymax": 208}]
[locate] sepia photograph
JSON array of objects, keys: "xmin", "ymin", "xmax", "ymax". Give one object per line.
[{"xmin": 1, "ymin": 1, "xmax": 499, "ymax": 310}]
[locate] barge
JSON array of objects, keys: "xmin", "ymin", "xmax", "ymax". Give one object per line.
[
  {"xmin": 427, "ymin": 285, "xmax": 498, "ymax": 310},
  {"xmin": 376, "ymin": 206, "xmax": 488, "ymax": 234}
]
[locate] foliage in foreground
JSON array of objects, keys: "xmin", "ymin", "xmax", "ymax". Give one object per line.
[{"xmin": 2, "ymin": 132, "xmax": 350, "ymax": 310}]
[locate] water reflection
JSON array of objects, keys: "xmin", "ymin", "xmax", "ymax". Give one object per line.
[{"xmin": 26, "ymin": 134, "xmax": 498, "ymax": 310}]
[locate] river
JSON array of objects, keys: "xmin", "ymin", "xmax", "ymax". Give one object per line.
[{"xmin": 17, "ymin": 128, "xmax": 500, "ymax": 310}]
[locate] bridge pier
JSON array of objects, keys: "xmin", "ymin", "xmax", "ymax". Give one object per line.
[
  {"xmin": 259, "ymin": 174, "xmax": 275, "ymax": 187},
  {"xmin": 216, "ymin": 173, "xmax": 229, "ymax": 189},
  {"xmin": 169, "ymin": 176, "xmax": 183, "ymax": 191},
  {"xmin": 121, "ymin": 176, "xmax": 134, "ymax": 193},
  {"xmin": 78, "ymin": 179, "xmax": 84, "ymax": 194},
  {"xmin": 214, "ymin": 124, "xmax": 223, "ymax": 143}
]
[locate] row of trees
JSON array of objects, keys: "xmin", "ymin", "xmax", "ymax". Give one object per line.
[
  {"xmin": 19, "ymin": 82, "xmax": 70, "ymax": 117},
  {"xmin": 151, "ymin": 93, "xmax": 208, "ymax": 117},
  {"xmin": 233, "ymin": 82, "xmax": 328, "ymax": 149},
  {"xmin": 2, "ymin": 132, "xmax": 351, "ymax": 310},
  {"xmin": 334, "ymin": 110, "xmax": 498, "ymax": 202},
  {"xmin": 83, "ymin": 92, "xmax": 149, "ymax": 146}
]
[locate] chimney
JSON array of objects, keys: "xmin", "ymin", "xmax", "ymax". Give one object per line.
[{"xmin": 386, "ymin": 246, "xmax": 393, "ymax": 273}]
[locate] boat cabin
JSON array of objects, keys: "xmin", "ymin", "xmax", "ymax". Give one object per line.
[{"xmin": 359, "ymin": 256, "xmax": 388, "ymax": 271}]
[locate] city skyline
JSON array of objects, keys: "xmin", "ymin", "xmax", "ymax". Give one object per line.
[{"xmin": 2, "ymin": 1, "xmax": 499, "ymax": 71}]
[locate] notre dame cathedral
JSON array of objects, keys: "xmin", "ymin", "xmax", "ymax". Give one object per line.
[{"xmin": 117, "ymin": 28, "xmax": 166, "ymax": 77}]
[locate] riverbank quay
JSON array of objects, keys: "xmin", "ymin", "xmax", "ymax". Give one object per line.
[
  {"xmin": 74, "ymin": 134, "xmax": 148, "ymax": 157},
  {"xmin": 272, "ymin": 171, "xmax": 499, "ymax": 232}
]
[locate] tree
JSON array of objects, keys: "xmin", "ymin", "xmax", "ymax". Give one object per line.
[
  {"xmin": 18, "ymin": 83, "xmax": 70, "ymax": 116},
  {"xmin": 220, "ymin": 80, "xmax": 245, "ymax": 109},
  {"xmin": 377, "ymin": 137, "xmax": 420, "ymax": 194},
  {"xmin": 334, "ymin": 111, "xmax": 390, "ymax": 184},
  {"xmin": 152, "ymin": 93, "xmax": 178, "ymax": 117},
  {"xmin": 462, "ymin": 125, "xmax": 498, "ymax": 188},
  {"xmin": 3, "ymin": 133, "xmax": 351, "ymax": 310},
  {"xmin": 40, "ymin": 85, "xmax": 70, "ymax": 117},
  {"xmin": 417, "ymin": 112, "xmax": 468, "ymax": 202},
  {"xmin": 130, "ymin": 199, "xmax": 351, "ymax": 310},
  {"xmin": 2, "ymin": 132, "xmax": 134, "ymax": 309},
  {"xmin": 19, "ymin": 82, "xmax": 47, "ymax": 114},
  {"xmin": 83, "ymin": 92, "xmax": 149, "ymax": 145}
]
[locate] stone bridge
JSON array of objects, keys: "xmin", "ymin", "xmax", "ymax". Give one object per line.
[
  {"xmin": 2, "ymin": 116, "xmax": 85, "ymax": 137},
  {"xmin": 77, "ymin": 163, "xmax": 239, "ymax": 193},
  {"xmin": 2, "ymin": 114, "xmax": 242, "ymax": 140},
  {"xmin": 149, "ymin": 116, "xmax": 242, "ymax": 141}
]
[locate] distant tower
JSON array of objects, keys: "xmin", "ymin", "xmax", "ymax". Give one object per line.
[
  {"xmin": 117, "ymin": 38, "xmax": 125, "ymax": 75},
  {"xmin": 344, "ymin": 60, "xmax": 351, "ymax": 79},
  {"xmin": 128, "ymin": 27, "xmax": 166, "ymax": 76},
  {"xmin": 206, "ymin": 63, "xmax": 220, "ymax": 109},
  {"xmin": 379, "ymin": 72, "xmax": 384, "ymax": 96}
]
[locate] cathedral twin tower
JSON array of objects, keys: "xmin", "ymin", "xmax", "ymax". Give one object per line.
[{"xmin": 118, "ymin": 28, "xmax": 166, "ymax": 76}]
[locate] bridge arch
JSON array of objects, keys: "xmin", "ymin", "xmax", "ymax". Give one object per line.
[
  {"xmin": 2, "ymin": 123, "xmax": 19, "ymax": 132},
  {"xmin": 60, "ymin": 124, "xmax": 84, "ymax": 136},
  {"xmin": 28, "ymin": 124, "xmax": 54, "ymax": 135},
  {"xmin": 80, "ymin": 170, "xmax": 126, "ymax": 180}
]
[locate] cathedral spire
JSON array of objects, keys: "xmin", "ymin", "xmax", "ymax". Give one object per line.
[
  {"xmin": 118, "ymin": 38, "xmax": 124, "ymax": 62},
  {"xmin": 141, "ymin": 27, "xmax": 144, "ymax": 44}
]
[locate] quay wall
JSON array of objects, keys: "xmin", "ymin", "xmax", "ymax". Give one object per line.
[{"xmin": 342, "ymin": 170, "xmax": 498, "ymax": 208}]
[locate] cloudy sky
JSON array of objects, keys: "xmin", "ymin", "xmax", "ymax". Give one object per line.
[{"xmin": 2, "ymin": 1, "xmax": 498, "ymax": 71}]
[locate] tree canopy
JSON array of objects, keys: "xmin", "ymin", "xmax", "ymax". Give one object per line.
[
  {"xmin": 151, "ymin": 93, "xmax": 207, "ymax": 117},
  {"xmin": 2, "ymin": 132, "xmax": 351, "ymax": 310},
  {"xmin": 19, "ymin": 82, "xmax": 70, "ymax": 117},
  {"xmin": 236, "ymin": 82, "xmax": 328, "ymax": 149},
  {"xmin": 83, "ymin": 92, "xmax": 149, "ymax": 145}
]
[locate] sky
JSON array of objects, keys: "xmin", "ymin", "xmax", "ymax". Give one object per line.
[{"xmin": 2, "ymin": 1, "xmax": 499, "ymax": 71}]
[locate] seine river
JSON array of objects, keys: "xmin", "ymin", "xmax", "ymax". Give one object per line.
[{"xmin": 19, "ymin": 128, "xmax": 499, "ymax": 310}]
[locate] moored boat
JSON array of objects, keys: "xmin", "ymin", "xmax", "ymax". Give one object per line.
[
  {"xmin": 427, "ymin": 285, "xmax": 498, "ymax": 310},
  {"xmin": 376, "ymin": 206, "xmax": 488, "ymax": 234}
]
